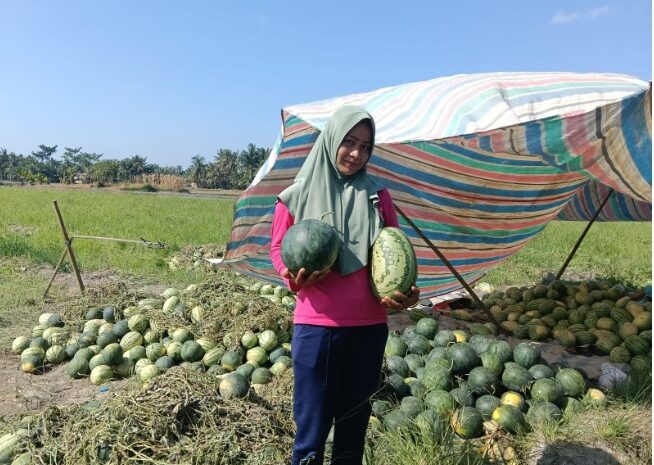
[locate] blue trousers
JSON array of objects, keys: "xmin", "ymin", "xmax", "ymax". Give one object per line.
[{"xmin": 291, "ymin": 323, "xmax": 388, "ymax": 465}]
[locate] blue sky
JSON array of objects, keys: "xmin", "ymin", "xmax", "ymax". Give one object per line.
[{"xmin": 1, "ymin": 0, "xmax": 651, "ymax": 167}]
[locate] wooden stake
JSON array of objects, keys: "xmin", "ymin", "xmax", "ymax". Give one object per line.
[
  {"xmin": 393, "ymin": 203, "xmax": 492, "ymax": 322},
  {"xmin": 53, "ymin": 201, "xmax": 85, "ymax": 294},
  {"xmin": 43, "ymin": 247, "xmax": 68, "ymax": 299},
  {"xmin": 555, "ymin": 188, "xmax": 614, "ymax": 280}
]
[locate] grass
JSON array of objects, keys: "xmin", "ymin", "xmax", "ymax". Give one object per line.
[
  {"xmin": 0, "ymin": 185, "xmax": 234, "ymax": 280},
  {"xmin": 483, "ymin": 220, "xmax": 652, "ymax": 288}
]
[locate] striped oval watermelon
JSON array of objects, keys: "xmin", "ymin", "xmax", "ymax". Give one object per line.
[{"xmin": 370, "ymin": 227, "xmax": 417, "ymax": 300}]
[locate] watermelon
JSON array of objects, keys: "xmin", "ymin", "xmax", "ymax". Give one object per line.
[
  {"xmin": 583, "ymin": 388, "xmax": 608, "ymax": 407},
  {"xmin": 400, "ymin": 396, "xmax": 425, "ymax": 418},
  {"xmin": 468, "ymin": 335, "xmax": 493, "ymax": 355},
  {"xmin": 67, "ymin": 357, "xmax": 90, "ymax": 379},
  {"xmin": 281, "ymin": 219, "xmax": 340, "ymax": 274},
  {"xmin": 46, "ymin": 314, "xmax": 64, "ymax": 328},
  {"xmin": 120, "ymin": 331, "xmax": 143, "ymax": 351},
  {"xmin": 166, "ymin": 342, "xmax": 183, "ymax": 362},
  {"xmin": 240, "ymin": 331, "xmax": 259, "ymax": 349},
  {"xmin": 235, "ymin": 363, "xmax": 257, "ymax": 380},
  {"xmin": 246, "ymin": 346, "xmax": 269, "ymax": 366},
  {"xmin": 134, "ymin": 358, "xmax": 153, "ymax": 376},
  {"xmin": 128, "ymin": 314, "xmax": 149, "ymax": 334},
  {"xmin": 451, "ymin": 407, "xmax": 483, "ymax": 439},
  {"xmin": 154, "ymin": 356, "xmax": 175, "ymax": 372},
  {"xmin": 480, "ymin": 352, "xmax": 503, "ymax": 377},
  {"xmin": 139, "ymin": 364, "xmax": 161, "ymax": 383},
  {"xmin": 145, "ymin": 343, "xmax": 167, "ymax": 362},
  {"xmin": 386, "ymin": 355, "xmax": 411, "ymax": 378},
  {"xmin": 468, "ymin": 366, "xmax": 500, "ymax": 395},
  {"xmin": 527, "ymin": 401, "xmax": 563, "ymax": 423},
  {"xmin": 30, "ymin": 337, "xmax": 49, "ymax": 351},
  {"xmin": 382, "ymin": 408, "xmax": 412, "ymax": 432},
  {"xmin": 476, "ymin": 395, "xmax": 501, "ymax": 420},
  {"xmin": 96, "ymin": 332, "xmax": 118, "ymax": 349},
  {"xmin": 402, "ymin": 353, "xmax": 424, "ymax": 375},
  {"xmin": 386, "ymin": 373, "xmax": 410, "ymax": 398},
  {"xmin": 112, "ymin": 320, "xmax": 130, "ymax": 339},
  {"xmin": 127, "ymin": 345, "xmax": 147, "ymax": 362},
  {"xmin": 172, "ymin": 328, "xmax": 194, "ymax": 344},
  {"xmin": 421, "ymin": 364, "xmax": 453, "ymax": 392},
  {"xmin": 202, "ymin": 347, "xmax": 225, "ymax": 367},
  {"xmin": 445, "ymin": 343, "xmax": 480, "ymax": 375},
  {"xmin": 181, "ymin": 340, "xmax": 205, "ymax": 362},
  {"xmin": 258, "ymin": 330, "xmax": 278, "ymax": 351},
  {"xmin": 432, "ymin": 330, "xmax": 457, "ymax": 347},
  {"xmin": 221, "ymin": 350, "xmax": 243, "ymax": 372},
  {"xmin": 530, "ymin": 378, "xmax": 564, "ymax": 405},
  {"xmin": 561, "ymin": 396, "xmax": 583, "ymax": 416},
  {"xmin": 487, "ymin": 340, "xmax": 513, "ymax": 364},
  {"xmin": 492, "ymin": 404, "xmax": 526, "ymax": 434},
  {"xmin": 219, "ymin": 373, "xmax": 250, "ymax": 398},
  {"xmin": 513, "ymin": 342, "xmax": 541, "ymax": 368},
  {"xmin": 555, "ymin": 368, "xmax": 586, "ymax": 398},
  {"xmin": 369, "ymin": 227, "xmax": 418, "ymax": 300},
  {"xmin": 415, "ymin": 318, "xmax": 439, "ymax": 339},
  {"xmin": 101, "ymin": 343, "xmax": 123, "ymax": 365},
  {"xmin": 90, "ymin": 365, "xmax": 114, "ymax": 385},
  {"xmin": 269, "ymin": 347, "xmax": 289, "ymax": 364},
  {"xmin": 102, "ymin": 305, "xmax": 117, "ymax": 322},
  {"xmin": 424, "ymin": 389, "xmax": 457, "ymax": 416},
  {"xmin": 406, "ymin": 335, "xmax": 431, "ymax": 356},
  {"xmin": 45, "ymin": 345, "xmax": 66, "ymax": 364},
  {"xmin": 502, "ymin": 364, "xmax": 534, "ymax": 393},
  {"xmin": 415, "ymin": 409, "xmax": 446, "ymax": 437},
  {"xmin": 85, "ymin": 308, "xmax": 103, "ymax": 320},
  {"xmin": 500, "ymin": 391, "xmax": 527, "ymax": 412},
  {"xmin": 529, "ymin": 364, "xmax": 555, "ymax": 380},
  {"xmin": 251, "ymin": 367, "xmax": 273, "ymax": 384},
  {"xmin": 113, "ymin": 358, "xmax": 134, "ymax": 378},
  {"xmin": 449, "ymin": 386, "xmax": 475, "ymax": 407},
  {"xmin": 624, "ymin": 335, "xmax": 649, "ymax": 355},
  {"xmin": 12, "ymin": 337, "xmax": 31, "ymax": 354}
]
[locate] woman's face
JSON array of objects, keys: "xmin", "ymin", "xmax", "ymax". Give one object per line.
[{"xmin": 336, "ymin": 121, "xmax": 372, "ymax": 176}]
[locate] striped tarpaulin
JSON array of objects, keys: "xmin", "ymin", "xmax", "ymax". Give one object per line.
[{"xmin": 221, "ymin": 72, "xmax": 651, "ymax": 297}]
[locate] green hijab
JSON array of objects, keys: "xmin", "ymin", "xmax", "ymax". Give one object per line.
[{"xmin": 278, "ymin": 105, "xmax": 384, "ymax": 275}]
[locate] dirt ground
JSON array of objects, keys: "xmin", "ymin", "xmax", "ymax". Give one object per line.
[
  {"xmin": 0, "ymin": 356, "xmax": 129, "ymax": 417},
  {"xmin": 0, "ymin": 264, "xmax": 163, "ymax": 419}
]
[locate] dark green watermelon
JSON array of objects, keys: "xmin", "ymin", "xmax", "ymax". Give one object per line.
[{"xmin": 281, "ymin": 219, "xmax": 340, "ymax": 274}]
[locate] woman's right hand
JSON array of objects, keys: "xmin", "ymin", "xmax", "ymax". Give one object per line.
[{"xmin": 281, "ymin": 267, "xmax": 330, "ymax": 288}]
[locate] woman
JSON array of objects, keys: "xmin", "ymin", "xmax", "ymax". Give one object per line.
[{"xmin": 270, "ymin": 105, "xmax": 419, "ymax": 465}]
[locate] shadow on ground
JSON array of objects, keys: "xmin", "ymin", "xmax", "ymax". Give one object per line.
[{"xmin": 532, "ymin": 442, "xmax": 625, "ymax": 465}]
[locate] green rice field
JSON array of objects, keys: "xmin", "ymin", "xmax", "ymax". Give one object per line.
[{"xmin": 1, "ymin": 184, "xmax": 650, "ymax": 288}]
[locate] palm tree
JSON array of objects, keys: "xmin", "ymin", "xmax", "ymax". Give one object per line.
[{"xmin": 188, "ymin": 155, "xmax": 207, "ymax": 187}]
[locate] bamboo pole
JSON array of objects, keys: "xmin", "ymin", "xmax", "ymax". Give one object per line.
[
  {"xmin": 53, "ymin": 201, "xmax": 85, "ymax": 294},
  {"xmin": 71, "ymin": 234, "xmax": 166, "ymax": 248},
  {"xmin": 393, "ymin": 203, "xmax": 492, "ymax": 321},
  {"xmin": 555, "ymin": 188, "xmax": 614, "ymax": 280},
  {"xmin": 42, "ymin": 247, "xmax": 68, "ymax": 299}
]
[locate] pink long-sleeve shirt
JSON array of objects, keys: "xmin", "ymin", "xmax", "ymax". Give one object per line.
[{"xmin": 270, "ymin": 188, "xmax": 400, "ymax": 327}]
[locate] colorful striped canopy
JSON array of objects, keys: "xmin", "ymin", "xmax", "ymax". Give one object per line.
[{"xmin": 222, "ymin": 72, "xmax": 652, "ymax": 297}]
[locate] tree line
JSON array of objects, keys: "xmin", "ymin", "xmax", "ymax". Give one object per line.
[{"xmin": 0, "ymin": 144, "xmax": 270, "ymax": 190}]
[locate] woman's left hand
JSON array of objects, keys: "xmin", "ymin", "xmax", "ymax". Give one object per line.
[{"xmin": 381, "ymin": 285, "xmax": 420, "ymax": 310}]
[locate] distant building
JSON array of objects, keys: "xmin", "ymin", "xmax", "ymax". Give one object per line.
[{"xmin": 73, "ymin": 172, "xmax": 85, "ymax": 184}]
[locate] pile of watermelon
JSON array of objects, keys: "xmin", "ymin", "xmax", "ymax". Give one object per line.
[
  {"xmin": 11, "ymin": 282, "xmax": 294, "ymax": 397},
  {"xmin": 375, "ymin": 317, "xmax": 614, "ymax": 440},
  {"xmin": 452, "ymin": 279, "xmax": 652, "ymax": 366}
]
